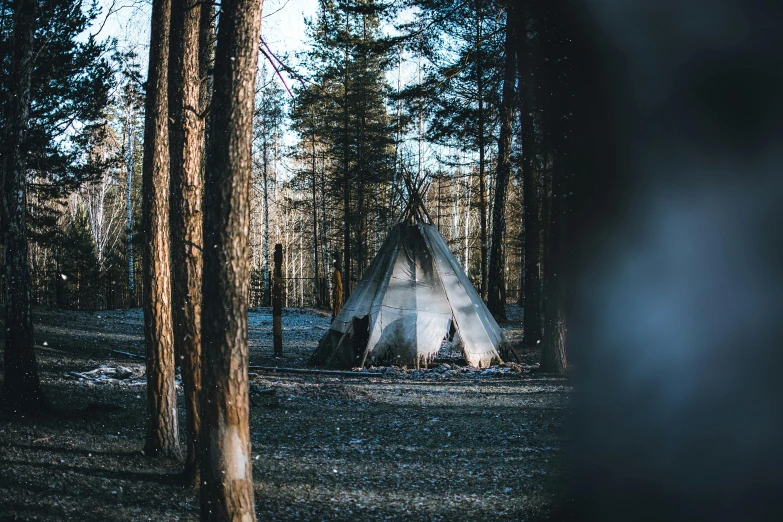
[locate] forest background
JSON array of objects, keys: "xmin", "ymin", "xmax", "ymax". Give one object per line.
[{"xmin": 4, "ymin": 0, "xmax": 551, "ymax": 331}]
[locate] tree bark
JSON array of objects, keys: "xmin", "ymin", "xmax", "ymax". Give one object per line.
[
  {"xmin": 142, "ymin": 0, "xmax": 180, "ymax": 459},
  {"xmin": 1, "ymin": 0, "xmax": 49, "ymax": 413},
  {"xmin": 519, "ymin": 9, "xmax": 542, "ymax": 346},
  {"xmin": 262, "ymin": 169, "xmax": 270, "ymax": 306},
  {"xmin": 539, "ymin": 2, "xmax": 569, "ymax": 375},
  {"xmin": 342, "ymin": 16, "xmax": 352, "ymax": 302},
  {"xmin": 487, "ymin": 3, "xmax": 517, "ymax": 321},
  {"xmin": 198, "ymin": 0, "xmax": 215, "ymax": 168},
  {"xmin": 125, "ymin": 99, "xmax": 136, "ymax": 305},
  {"xmin": 272, "ymin": 244, "xmax": 282, "ymax": 356},
  {"xmin": 540, "ymin": 154, "xmax": 567, "ymax": 374},
  {"xmin": 169, "ymin": 0, "xmax": 203, "ymax": 484},
  {"xmin": 476, "ymin": 1, "xmax": 488, "ymax": 301},
  {"xmin": 311, "ymin": 122, "xmax": 320, "ymax": 307},
  {"xmin": 199, "ymin": 0, "xmax": 263, "ymax": 517}
]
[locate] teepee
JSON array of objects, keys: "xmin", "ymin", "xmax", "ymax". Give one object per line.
[{"xmin": 310, "ymin": 175, "xmax": 508, "ymax": 369}]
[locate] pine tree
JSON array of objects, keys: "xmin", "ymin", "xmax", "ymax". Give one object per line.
[
  {"xmin": 169, "ymin": 0, "xmax": 203, "ymax": 484},
  {"xmin": 141, "ymin": 0, "xmax": 180, "ymax": 459},
  {"xmin": 519, "ymin": 5, "xmax": 543, "ymax": 346},
  {"xmin": 0, "ymin": 0, "xmax": 114, "ymax": 231},
  {"xmin": 1, "ymin": 0, "xmax": 48, "ymax": 412},
  {"xmin": 293, "ymin": 0, "xmax": 394, "ymax": 299},
  {"xmin": 56, "ymin": 205, "xmax": 102, "ymax": 309},
  {"xmin": 253, "ymin": 63, "xmax": 286, "ymax": 306},
  {"xmin": 403, "ymin": 0, "xmax": 505, "ymax": 299},
  {"xmin": 1, "ymin": 0, "xmax": 115, "ymax": 327},
  {"xmin": 199, "ymin": 0, "xmax": 264, "ymax": 516},
  {"xmin": 537, "ymin": 1, "xmax": 571, "ymax": 374}
]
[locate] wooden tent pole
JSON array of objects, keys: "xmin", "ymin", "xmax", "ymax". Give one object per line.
[{"xmin": 323, "ymin": 322, "xmax": 353, "ymax": 368}]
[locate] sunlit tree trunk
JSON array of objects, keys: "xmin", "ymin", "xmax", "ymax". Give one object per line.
[
  {"xmin": 169, "ymin": 0, "xmax": 203, "ymax": 484},
  {"xmin": 1, "ymin": 0, "xmax": 49, "ymax": 413},
  {"xmin": 141, "ymin": 0, "xmax": 180, "ymax": 459},
  {"xmin": 199, "ymin": 0, "xmax": 264, "ymax": 517}
]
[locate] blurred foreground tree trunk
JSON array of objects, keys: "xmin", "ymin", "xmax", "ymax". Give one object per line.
[
  {"xmin": 519, "ymin": 7, "xmax": 543, "ymax": 347},
  {"xmin": 539, "ymin": 1, "xmax": 570, "ymax": 375},
  {"xmin": 169, "ymin": 0, "xmax": 203, "ymax": 484},
  {"xmin": 1, "ymin": 0, "xmax": 49, "ymax": 413},
  {"xmin": 199, "ymin": 0, "xmax": 264, "ymax": 518},
  {"xmin": 142, "ymin": 0, "xmax": 180, "ymax": 458}
]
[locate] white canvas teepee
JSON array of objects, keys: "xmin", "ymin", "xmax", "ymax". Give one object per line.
[{"xmin": 310, "ymin": 201, "xmax": 509, "ymax": 369}]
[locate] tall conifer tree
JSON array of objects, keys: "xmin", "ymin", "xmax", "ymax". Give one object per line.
[
  {"xmin": 169, "ymin": 0, "xmax": 203, "ymax": 483},
  {"xmin": 200, "ymin": 0, "xmax": 264, "ymax": 517},
  {"xmin": 1, "ymin": 0, "xmax": 47, "ymax": 412},
  {"xmin": 141, "ymin": 0, "xmax": 180, "ymax": 459}
]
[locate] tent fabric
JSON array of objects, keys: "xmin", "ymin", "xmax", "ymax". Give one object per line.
[{"xmin": 309, "ymin": 221, "xmax": 507, "ymax": 369}]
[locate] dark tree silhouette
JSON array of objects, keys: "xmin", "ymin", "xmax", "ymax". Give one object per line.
[
  {"xmin": 1, "ymin": 0, "xmax": 49, "ymax": 413},
  {"xmin": 487, "ymin": 2, "xmax": 518, "ymax": 320}
]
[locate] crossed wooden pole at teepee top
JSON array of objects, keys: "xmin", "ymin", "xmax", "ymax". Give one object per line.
[{"xmin": 399, "ymin": 163, "xmax": 435, "ymax": 224}]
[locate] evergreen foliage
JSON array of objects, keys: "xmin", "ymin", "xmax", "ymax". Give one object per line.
[
  {"xmin": 1, "ymin": 0, "xmax": 141, "ymax": 309},
  {"xmin": 1, "ymin": 0, "xmax": 115, "ymax": 205},
  {"xmin": 291, "ymin": 0, "xmax": 396, "ymax": 295}
]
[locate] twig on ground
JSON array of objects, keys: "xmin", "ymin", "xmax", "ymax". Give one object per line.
[
  {"xmin": 112, "ymin": 350, "xmax": 145, "ymax": 359},
  {"xmin": 249, "ymin": 366, "xmax": 382, "ymax": 377}
]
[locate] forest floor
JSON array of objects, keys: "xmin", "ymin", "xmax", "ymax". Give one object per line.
[{"xmin": 0, "ymin": 304, "xmax": 573, "ymax": 521}]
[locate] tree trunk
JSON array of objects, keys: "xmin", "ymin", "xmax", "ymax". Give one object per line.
[
  {"xmin": 141, "ymin": 0, "xmax": 180, "ymax": 459},
  {"xmin": 519, "ymin": 9, "xmax": 542, "ymax": 346},
  {"xmin": 476, "ymin": 3, "xmax": 488, "ymax": 300},
  {"xmin": 538, "ymin": 2, "xmax": 569, "ymax": 375},
  {"xmin": 311, "ymin": 124, "xmax": 320, "ymax": 306},
  {"xmin": 320, "ymin": 155, "xmax": 330, "ymax": 307},
  {"xmin": 487, "ymin": 3, "xmax": 517, "ymax": 321},
  {"xmin": 1, "ymin": 0, "xmax": 49, "ymax": 413},
  {"xmin": 357, "ymin": 112, "xmax": 365, "ymax": 280},
  {"xmin": 260, "ymin": 90, "xmax": 272, "ymax": 307},
  {"xmin": 273, "ymin": 244, "xmax": 282, "ymax": 356},
  {"xmin": 262, "ymin": 170, "xmax": 270, "ymax": 306},
  {"xmin": 342, "ymin": 16, "xmax": 352, "ymax": 301},
  {"xmin": 540, "ymin": 154, "xmax": 567, "ymax": 374},
  {"xmin": 169, "ymin": 0, "xmax": 203, "ymax": 485},
  {"xmin": 126, "ymin": 100, "xmax": 135, "ymax": 305},
  {"xmin": 199, "ymin": 0, "xmax": 263, "ymax": 517},
  {"xmin": 198, "ymin": 0, "xmax": 215, "ymax": 173}
]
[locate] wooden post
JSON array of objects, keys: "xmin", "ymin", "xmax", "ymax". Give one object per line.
[{"xmin": 273, "ymin": 243, "xmax": 283, "ymax": 356}]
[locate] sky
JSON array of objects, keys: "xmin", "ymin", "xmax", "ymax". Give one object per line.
[
  {"xmin": 95, "ymin": 0, "xmax": 437, "ymax": 170},
  {"xmin": 97, "ymin": 0, "xmax": 423, "ymax": 89},
  {"xmin": 97, "ymin": 0, "xmax": 319, "ymax": 79}
]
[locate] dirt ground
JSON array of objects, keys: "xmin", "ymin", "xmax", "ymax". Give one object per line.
[{"xmin": 0, "ymin": 304, "xmax": 573, "ymax": 521}]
